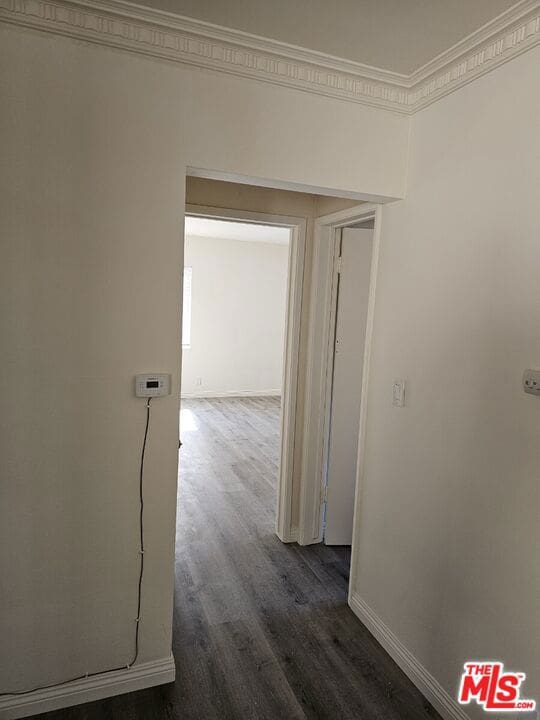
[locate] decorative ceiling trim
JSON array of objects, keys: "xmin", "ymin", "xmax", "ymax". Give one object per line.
[
  {"xmin": 0, "ymin": 0, "xmax": 411, "ymax": 112},
  {"xmin": 409, "ymin": 0, "xmax": 540, "ymax": 111},
  {"xmin": 0, "ymin": 0, "xmax": 538, "ymax": 114}
]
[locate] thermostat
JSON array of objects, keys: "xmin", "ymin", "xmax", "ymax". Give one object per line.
[{"xmin": 135, "ymin": 373, "xmax": 171, "ymax": 397}]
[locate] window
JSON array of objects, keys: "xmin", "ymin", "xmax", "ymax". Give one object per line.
[{"xmin": 182, "ymin": 266, "xmax": 192, "ymax": 348}]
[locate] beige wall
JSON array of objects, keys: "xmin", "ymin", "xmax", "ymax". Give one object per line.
[
  {"xmin": 0, "ymin": 28, "xmax": 185, "ymax": 692},
  {"xmin": 0, "ymin": 23, "xmax": 406, "ymax": 696},
  {"xmin": 351, "ymin": 45, "xmax": 540, "ymax": 717},
  {"xmin": 181, "ymin": 234, "xmax": 289, "ymax": 396}
]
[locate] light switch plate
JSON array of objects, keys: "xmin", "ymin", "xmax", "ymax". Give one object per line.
[
  {"xmin": 135, "ymin": 373, "xmax": 171, "ymax": 397},
  {"xmin": 392, "ymin": 379, "xmax": 406, "ymax": 407},
  {"xmin": 523, "ymin": 369, "xmax": 540, "ymax": 396}
]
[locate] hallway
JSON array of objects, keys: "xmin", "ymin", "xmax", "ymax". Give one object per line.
[
  {"xmin": 37, "ymin": 397, "xmax": 440, "ymax": 720},
  {"xmin": 173, "ymin": 397, "xmax": 440, "ymax": 719}
]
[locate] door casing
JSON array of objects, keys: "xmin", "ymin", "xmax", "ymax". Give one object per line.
[{"xmin": 298, "ymin": 202, "xmax": 382, "ymax": 581}]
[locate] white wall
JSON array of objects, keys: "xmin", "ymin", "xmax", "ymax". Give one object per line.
[
  {"xmin": 351, "ymin": 45, "xmax": 540, "ymax": 718},
  {"xmin": 181, "ymin": 235, "xmax": 289, "ymax": 397},
  {"xmin": 0, "ymin": 22, "xmax": 408, "ymax": 704}
]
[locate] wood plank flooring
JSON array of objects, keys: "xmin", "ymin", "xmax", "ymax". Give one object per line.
[{"xmin": 36, "ymin": 397, "xmax": 441, "ymax": 720}]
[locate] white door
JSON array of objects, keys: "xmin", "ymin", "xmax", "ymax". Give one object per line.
[{"xmin": 324, "ymin": 227, "xmax": 373, "ymax": 545}]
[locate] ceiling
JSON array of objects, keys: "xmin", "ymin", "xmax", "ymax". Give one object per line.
[
  {"xmin": 135, "ymin": 0, "xmax": 520, "ymax": 74},
  {"xmin": 185, "ymin": 217, "xmax": 290, "ymax": 245}
]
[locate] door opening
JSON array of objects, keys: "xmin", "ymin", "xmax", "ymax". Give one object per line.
[
  {"xmin": 299, "ymin": 204, "xmax": 380, "ymax": 551},
  {"xmin": 179, "ymin": 207, "xmax": 306, "ymax": 543}
]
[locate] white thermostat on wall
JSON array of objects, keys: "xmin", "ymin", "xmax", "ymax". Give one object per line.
[{"xmin": 135, "ymin": 373, "xmax": 172, "ymax": 397}]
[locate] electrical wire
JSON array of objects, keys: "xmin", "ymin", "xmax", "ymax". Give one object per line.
[
  {"xmin": 0, "ymin": 397, "xmax": 152, "ymax": 697},
  {"xmin": 132, "ymin": 396, "xmax": 151, "ymax": 668}
]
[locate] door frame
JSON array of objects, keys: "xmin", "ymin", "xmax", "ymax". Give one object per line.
[
  {"xmin": 183, "ymin": 203, "xmax": 307, "ymax": 543},
  {"xmin": 298, "ymin": 202, "xmax": 382, "ymax": 547}
]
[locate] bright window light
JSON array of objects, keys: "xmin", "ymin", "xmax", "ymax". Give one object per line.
[{"xmin": 182, "ymin": 266, "xmax": 192, "ymax": 348}]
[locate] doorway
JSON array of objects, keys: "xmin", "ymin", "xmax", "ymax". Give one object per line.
[
  {"xmin": 172, "ymin": 195, "xmax": 440, "ymax": 720},
  {"xmin": 299, "ymin": 204, "xmax": 381, "ymax": 551},
  {"xmin": 179, "ymin": 206, "xmax": 306, "ymax": 543}
]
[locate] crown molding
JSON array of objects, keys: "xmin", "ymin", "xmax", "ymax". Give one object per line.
[
  {"xmin": 0, "ymin": 0, "xmax": 539, "ymax": 114},
  {"xmin": 409, "ymin": 0, "xmax": 540, "ymax": 111},
  {"xmin": 0, "ymin": 0, "xmax": 411, "ymax": 112}
]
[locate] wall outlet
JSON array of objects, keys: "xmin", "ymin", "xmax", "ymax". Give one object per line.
[
  {"xmin": 392, "ymin": 379, "xmax": 406, "ymax": 407},
  {"xmin": 523, "ymin": 369, "xmax": 540, "ymax": 396}
]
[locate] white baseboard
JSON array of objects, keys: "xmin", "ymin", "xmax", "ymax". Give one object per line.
[
  {"xmin": 349, "ymin": 593, "xmax": 469, "ymax": 720},
  {"xmin": 181, "ymin": 389, "xmax": 281, "ymax": 398},
  {"xmin": 0, "ymin": 654, "xmax": 175, "ymax": 720},
  {"xmin": 278, "ymin": 526, "xmax": 299, "ymax": 543}
]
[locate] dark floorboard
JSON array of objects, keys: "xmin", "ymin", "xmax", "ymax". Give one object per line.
[{"xmin": 34, "ymin": 397, "xmax": 441, "ymax": 720}]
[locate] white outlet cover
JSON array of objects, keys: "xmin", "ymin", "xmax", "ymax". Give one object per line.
[
  {"xmin": 392, "ymin": 379, "xmax": 406, "ymax": 407},
  {"xmin": 523, "ymin": 369, "xmax": 540, "ymax": 396}
]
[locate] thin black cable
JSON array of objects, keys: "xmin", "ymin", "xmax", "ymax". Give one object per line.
[
  {"xmin": 131, "ymin": 396, "xmax": 151, "ymax": 667},
  {"xmin": 0, "ymin": 398, "xmax": 152, "ymax": 697}
]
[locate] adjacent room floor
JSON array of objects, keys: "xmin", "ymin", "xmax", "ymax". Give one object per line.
[{"xmin": 37, "ymin": 397, "xmax": 440, "ymax": 720}]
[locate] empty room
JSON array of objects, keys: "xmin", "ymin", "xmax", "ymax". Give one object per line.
[{"xmin": 1, "ymin": 1, "xmax": 538, "ymax": 720}]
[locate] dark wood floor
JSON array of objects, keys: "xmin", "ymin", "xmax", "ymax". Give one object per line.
[{"xmin": 36, "ymin": 397, "xmax": 440, "ymax": 720}]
